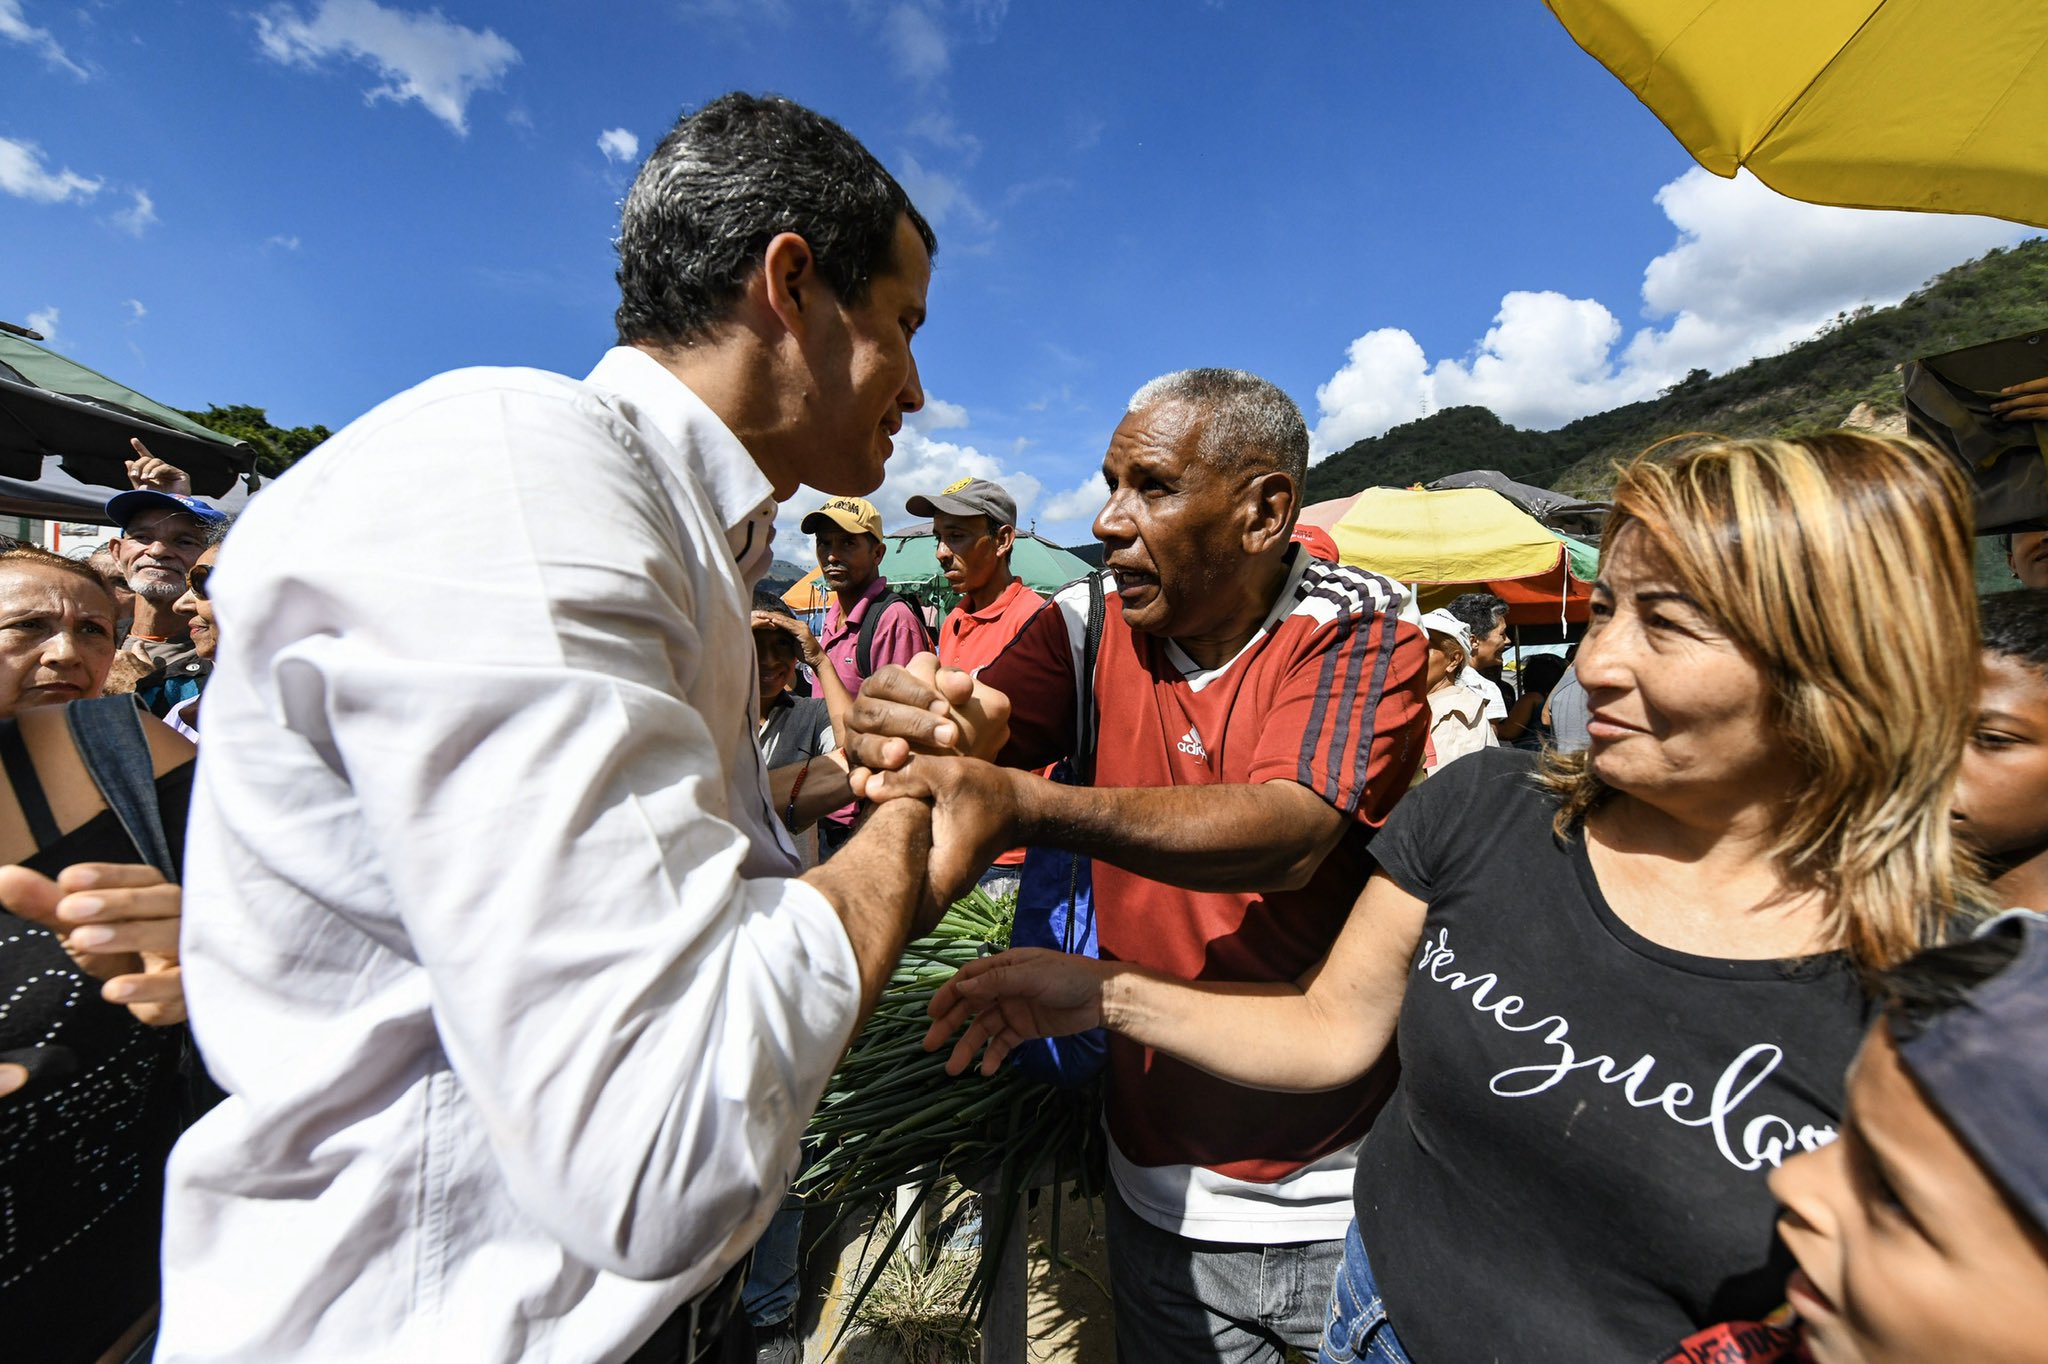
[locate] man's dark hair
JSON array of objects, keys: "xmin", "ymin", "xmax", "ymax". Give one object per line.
[
  {"xmin": 615, "ymin": 92, "xmax": 936, "ymax": 347},
  {"xmin": 1447, "ymin": 592, "xmax": 1508, "ymax": 640},
  {"xmin": 1880, "ymin": 921, "xmax": 2029, "ymax": 1043},
  {"xmin": 1982, "ymin": 588, "xmax": 2048, "ymax": 674}
]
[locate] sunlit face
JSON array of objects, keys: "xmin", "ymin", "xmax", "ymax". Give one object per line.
[
  {"xmin": 1952, "ymin": 653, "xmax": 2048, "ymax": 869},
  {"xmin": 931, "ymin": 510, "xmax": 1009, "ymax": 599},
  {"xmin": 1425, "ymin": 633, "xmax": 1466, "ymax": 692},
  {"xmin": 815, "ymin": 528, "xmax": 884, "ymax": 598},
  {"xmin": 2010, "ymin": 530, "xmax": 2048, "ymax": 591},
  {"xmin": 1470, "ymin": 618, "xmax": 1509, "ymax": 669},
  {"xmin": 0, "ymin": 563, "xmax": 117, "ymax": 718},
  {"xmin": 800, "ymin": 215, "xmax": 930, "ymax": 496},
  {"xmin": 1770, "ymin": 1022, "xmax": 2048, "ymax": 1363},
  {"xmin": 171, "ymin": 544, "xmax": 221, "ymax": 662},
  {"xmin": 122, "ymin": 509, "xmax": 210, "ymax": 604},
  {"xmin": 753, "ymin": 627, "xmax": 798, "ymax": 709},
  {"xmin": 1091, "ymin": 404, "xmax": 1261, "ymax": 642},
  {"xmin": 1575, "ymin": 529, "xmax": 1786, "ymax": 810}
]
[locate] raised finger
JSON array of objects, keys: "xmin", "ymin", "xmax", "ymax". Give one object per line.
[
  {"xmin": 67, "ymin": 919, "xmax": 178, "ymax": 957},
  {"xmin": 104, "ymin": 966, "xmax": 182, "ymax": 1008},
  {"xmin": 56, "ymin": 883, "xmax": 181, "ymax": 926},
  {"xmin": 56, "ymin": 863, "xmax": 170, "ymax": 893}
]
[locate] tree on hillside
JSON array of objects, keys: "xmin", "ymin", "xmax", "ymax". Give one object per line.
[{"xmin": 180, "ymin": 404, "xmax": 330, "ymax": 478}]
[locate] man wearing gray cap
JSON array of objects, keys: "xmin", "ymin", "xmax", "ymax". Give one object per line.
[{"xmin": 907, "ymin": 477, "xmax": 1044, "ymax": 677}]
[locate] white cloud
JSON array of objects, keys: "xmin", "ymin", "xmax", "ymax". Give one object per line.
[
  {"xmin": 906, "ymin": 111, "xmax": 980, "ymax": 162},
  {"xmin": 264, "ymin": 233, "xmax": 302, "ymax": 251},
  {"xmin": 24, "ymin": 307, "xmax": 57, "ymax": 341},
  {"xmin": 597, "ymin": 126, "xmax": 639, "ymax": 165},
  {"xmin": 0, "ymin": 134, "xmax": 102, "ymax": 204},
  {"xmin": 896, "ymin": 153, "xmax": 993, "ymax": 235},
  {"xmin": 124, "ymin": 298, "xmax": 146, "ymax": 321},
  {"xmin": 0, "ymin": 0, "xmax": 86, "ymax": 77},
  {"xmin": 883, "ymin": 2, "xmax": 949, "ymax": 83},
  {"xmin": 254, "ymin": 0, "xmax": 520, "ymax": 136},
  {"xmin": 908, "ymin": 396, "xmax": 969, "ymax": 431},
  {"xmin": 1310, "ymin": 169, "xmax": 2034, "ymax": 457},
  {"xmin": 1041, "ymin": 472, "xmax": 1107, "ymax": 524},
  {"xmin": 774, "ymin": 398, "xmax": 1048, "ymax": 549},
  {"xmin": 111, "ymin": 187, "xmax": 156, "ymax": 236}
]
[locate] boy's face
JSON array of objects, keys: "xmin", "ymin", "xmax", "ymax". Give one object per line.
[
  {"xmin": 1769, "ymin": 1022, "xmax": 2048, "ymax": 1363},
  {"xmin": 1952, "ymin": 654, "xmax": 2048, "ymax": 865}
]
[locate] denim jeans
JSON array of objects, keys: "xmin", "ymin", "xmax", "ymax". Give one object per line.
[
  {"xmin": 1315, "ymin": 1221, "xmax": 1415, "ymax": 1364},
  {"xmin": 1105, "ymin": 1183, "xmax": 1342, "ymax": 1364},
  {"xmin": 740, "ymin": 1205, "xmax": 803, "ymax": 1328}
]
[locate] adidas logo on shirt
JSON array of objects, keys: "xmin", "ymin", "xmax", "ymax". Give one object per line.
[{"xmin": 1176, "ymin": 726, "xmax": 1208, "ymax": 763}]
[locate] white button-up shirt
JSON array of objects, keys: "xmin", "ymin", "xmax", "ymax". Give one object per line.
[{"xmin": 159, "ymin": 348, "xmax": 863, "ymax": 1362}]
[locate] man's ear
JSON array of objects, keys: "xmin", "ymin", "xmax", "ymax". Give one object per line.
[
  {"xmin": 1243, "ymin": 471, "xmax": 1298, "ymax": 555},
  {"xmin": 873, "ymin": 535, "xmax": 887, "ymax": 564},
  {"xmin": 759, "ymin": 231, "xmax": 819, "ymax": 334},
  {"xmin": 992, "ymin": 523, "xmax": 1016, "ymax": 560}
]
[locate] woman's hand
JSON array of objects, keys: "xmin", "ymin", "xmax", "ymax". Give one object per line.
[
  {"xmin": 923, "ymin": 948, "xmax": 1119, "ymax": 1077},
  {"xmin": 1990, "ymin": 374, "xmax": 2048, "ymax": 424},
  {"xmin": 0, "ymin": 863, "xmax": 187, "ymax": 1026}
]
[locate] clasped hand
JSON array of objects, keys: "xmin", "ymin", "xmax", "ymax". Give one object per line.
[{"xmin": 844, "ymin": 654, "xmax": 1020, "ymax": 905}]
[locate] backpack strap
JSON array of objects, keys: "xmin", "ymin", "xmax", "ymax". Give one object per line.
[
  {"xmin": 1073, "ymin": 572, "xmax": 1106, "ymax": 784},
  {"xmin": 63, "ymin": 695, "xmax": 179, "ymax": 880},
  {"xmin": 854, "ymin": 589, "xmax": 929, "ymax": 677}
]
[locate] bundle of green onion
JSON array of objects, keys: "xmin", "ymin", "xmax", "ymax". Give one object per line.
[{"xmin": 798, "ymin": 888, "xmax": 1104, "ymax": 1323}]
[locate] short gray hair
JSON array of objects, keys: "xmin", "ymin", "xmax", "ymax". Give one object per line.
[{"xmin": 1126, "ymin": 368, "xmax": 1309, "ymax": 487}]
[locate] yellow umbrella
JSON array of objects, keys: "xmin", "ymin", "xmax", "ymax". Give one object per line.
[
  {"xmin": 1328, "ymin": 486, "xmax": 1596, "ymax": 624},
  {"xmin": 1547, "ymin": 0, "xmax": 2048, "ymax": 228}
]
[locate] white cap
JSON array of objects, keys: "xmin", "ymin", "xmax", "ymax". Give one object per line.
[{"xmin": 1418, "ymin": 608, "xmax": 1473, "ymax": 653}]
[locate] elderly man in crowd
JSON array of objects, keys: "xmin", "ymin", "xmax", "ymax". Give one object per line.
[
  {"xmin": 103, "ymin": 487, "xmax": 223, "ymax": 716},
  {"xmin": 845, "ymin": 369, "xmax": 1428, "ymax": 1363},
  {"xmin": 159, "ymin": 93, "xmax": 954, "ymax": 1364}
]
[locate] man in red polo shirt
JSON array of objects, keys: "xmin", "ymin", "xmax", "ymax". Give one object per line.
[
  {"xmin": 908, "ymin": 476, "xmax": 1045, "ymax": 894},
  {"xmin": 842, "ymin": 368, "xmax": 1429, "ymax": 1364},
  {"xmin": 909, "ymin": 477, "xmax": 1044, "ymax": 676}
]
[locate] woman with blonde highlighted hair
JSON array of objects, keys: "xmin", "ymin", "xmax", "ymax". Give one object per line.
[{"xmin": 923, "ymin": 432, "xmax": 1989, "ymax": 1364}]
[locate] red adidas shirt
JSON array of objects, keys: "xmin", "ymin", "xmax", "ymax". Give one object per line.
[{"xmin": 983, "ymin": 554, "xmax": 1428, "ymax": 1181}]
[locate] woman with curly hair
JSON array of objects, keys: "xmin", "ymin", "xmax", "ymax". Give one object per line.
[{"xmin": 925, "ymin": 433, "xmax": 1989, "ymax": 1363}]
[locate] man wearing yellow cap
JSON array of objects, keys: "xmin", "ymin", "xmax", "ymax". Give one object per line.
[{"xmin": 801, "ymin": 494, "xmax": 932, "ymax": 855}]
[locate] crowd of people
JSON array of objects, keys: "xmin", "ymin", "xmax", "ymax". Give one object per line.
[{"xmin": 2, "ymin": 89, "xmax": 2046, "ymax": 1364}]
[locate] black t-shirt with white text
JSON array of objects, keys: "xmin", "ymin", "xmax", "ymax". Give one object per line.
[{"xmin": 1356, "ymin": 748, "xmax": 1869, "ymax": 1363}]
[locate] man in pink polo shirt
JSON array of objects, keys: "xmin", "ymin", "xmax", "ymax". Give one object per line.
[{"xmin": 804, "ymin": 494, "xmax": 931, "ymax": 855}]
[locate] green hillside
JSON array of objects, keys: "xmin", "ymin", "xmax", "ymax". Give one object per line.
[{"xmin": 1306, "ymin": 237, "xmax": 2048, "ymax": 504}]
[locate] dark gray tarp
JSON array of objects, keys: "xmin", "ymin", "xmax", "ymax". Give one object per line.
[
  {"xmin": 0, "ymin": 333, "xmax": 259, "ymax": 499},
  {"xmin": 1426, "ymin": 470, "xmax": 1610, "ymax": 536},
  {"xmin": 0, "ymin": 455, "xmax": 255, "ymax": 526}
]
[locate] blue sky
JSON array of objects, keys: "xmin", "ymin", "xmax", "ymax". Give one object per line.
[{"xmin": 5, "ymin": 0, "xmax": 2037, "ymax": 548}]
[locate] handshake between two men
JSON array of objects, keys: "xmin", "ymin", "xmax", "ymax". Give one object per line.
[{"xmin": 841, "ymin": 652, "xmax": 1018, "ymax": 914}]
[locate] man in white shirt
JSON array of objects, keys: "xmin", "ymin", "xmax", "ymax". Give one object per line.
[{"xmin": 160, "ymin": 93, "xmax": 958, "ymax": 1364}]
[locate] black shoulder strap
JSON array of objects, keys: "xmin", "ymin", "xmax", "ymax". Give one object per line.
[
  {"xmin": 1073, "ymin": 572, "xmax": 1106, "ymax": 784},
  {"xmin": 0, "ymin": 717, "xmax": 62, "ymax": 848},
  {"xmin": 854, "ymin": 589, "xmax": 928, "ymax": 677},
  {"xmin": 64, "ymin": 695, "xmax": 179, "ymax": 880}
]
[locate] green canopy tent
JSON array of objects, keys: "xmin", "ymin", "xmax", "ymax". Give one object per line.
[{"xmin": 0, "ymin": 332, "xmax": 258, "ymax": 504}]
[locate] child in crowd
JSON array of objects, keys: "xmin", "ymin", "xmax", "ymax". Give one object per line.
[
  {"xmin": 1767, "ymin": 912, "xmax": 2048, "ymax": 1363},
  {"xmin": 1953, "ymin": 588, "xmax": 2048, "ymax": 912}
]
